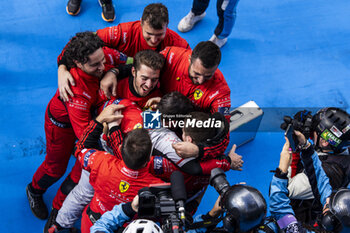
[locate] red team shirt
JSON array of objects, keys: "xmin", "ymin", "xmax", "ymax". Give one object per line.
[
  {"xmin": 96, "ymin": 20, "xmax": 189, "ymax": 56},
  {"xmin": 77, "ymin": 121, "xmax": 164, "ymax": 215},
  {"xmin": 116, "ymin": 76, "xmax": 162, "ymax": 109},
  {"xmin": 50, "ymin": 47, "xmax": 127, "ymax": 138},
  {"xmin": 159, "ymin": 46, "xmax": 231, "ymax": 121}
]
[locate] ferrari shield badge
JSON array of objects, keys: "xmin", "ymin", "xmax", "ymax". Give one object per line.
[
  {"xmin": 119, "ymin": 180, "xmax": 130, "ymax": 193},
  {"xmin": 194, "ymin": 89, "xmax": 203, "ymax": 100}
]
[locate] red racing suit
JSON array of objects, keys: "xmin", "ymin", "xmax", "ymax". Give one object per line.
[
  {"xmin": 115, "ymin": 75, "xmax": 162, "ymax": 109},
  {"xmin": 57, "ymin": 21, "xmax": 189, "ymax": 65},
  {"xmin": 31, "ymin": 47, "xmax": 127, "ymax": 210},
  {"xmin": 76, "ymin": 120, "xmax": 164, "ymax": 233},
  {"xmin": 159, "ymin": 46, "xmax": 231, "ymax": 122},
  {"xmin": 96, "ymin": 20, "xmax": 190, "ymax": 56}
]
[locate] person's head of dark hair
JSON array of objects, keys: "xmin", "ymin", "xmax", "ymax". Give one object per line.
[
  {"xmin": 133, "ymin": 50, "xmax": 165, "ymax": 72},
  {"xmin": 141, "ymin": 3, "xmax": 169, "ymax": 29},
  {"xmin": 121, "ymin": 128, "xmax": 152, "ymax": 170},
  {"xmin": 191, "ymin": 41, "xmax": 221, "ymax": 68},
  {"xmin": 157, "ymin": 92, "xmax": 194, "ymax": 116},
  {"xmin": 183, "ymin": 112, "xmax": 217, "ymax": 144},
  {"xmin": 64, "ymin": 31, "xmax": 104, "ymax": 68}
]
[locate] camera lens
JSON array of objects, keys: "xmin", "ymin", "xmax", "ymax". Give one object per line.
[{"xmin": 210, "ymin": 168, "xmax": 230, "ymax": 196}]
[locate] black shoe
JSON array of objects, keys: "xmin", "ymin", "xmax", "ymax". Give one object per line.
[
  {"xmin": 44, "ymin": 208, "xmax": 59, "ymax": 233},
  {"xmin": 66, "ymin": 0, "xmax": 82, "ymax": 16},
  {"xmin": 26, "ymin": 183, "xmax": 48, "ymax": 220},
  {"xmin": 98, "ymin": 0, "xmax": 115, "ymax": 22},
  {"xmin": 47, "ymin": 223, "xmax": 79, "ymax": 233}
]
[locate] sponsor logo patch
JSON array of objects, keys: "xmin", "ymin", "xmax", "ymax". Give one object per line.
[
  {"xmin": 153, "ymin": 156, "xmax": 164, "ymax": 175},
  {"xmin": 218, "ymin": 106, "xmax": 230, "ymax": 116},
  {"xmin": 209, "ymin": 91, "xmax": 219, "ymax": 100},
  {"xmin": 133, "ymin": 123, "xmax": 143, "ymax": 129},
  {"xmin": 342, "ymin": 124, "xmax": 350, "ymax": 134},
  {"xmin": 119, "ymin": 180, "xmax": 130, "ymax": 193},
  {"xmin": 83, "ymin": 149, "xmax": 96, "ymax": 167},
  {"xmin": 194, "ymin": 89, "xmax": 203, "ymax": 100},
  {"xmin": 321, "ymin": 129, "xmax": 342, "ymax": 147},
  {"xmin": 330, "ymin": 125, "xmax": 342, "ymax": 138}
]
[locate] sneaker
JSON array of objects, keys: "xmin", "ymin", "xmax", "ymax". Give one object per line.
[
  {"xmin": 26, "ymin": 183, "xmax": 48, "ymax": 220},
  {"xmin": 44, "ymin": 208, "xmax": 59, "ymax": 233},
  {"xmin": 209, "ymin": 34, "xmax": 227, "ymax": 48},
  {"xmin": 178, "ymin": 11, "xmax": 206, "ymax": 32},
  {"xmin": 66, "ymin": 0, "xmax": 82, "ymax": 16},
  {"xmin": 47, "ymin": 223, "xmax": 61, "ymax": 233},
  {"xmin": 98, "ymin": 0, "xmax": 115, "ymax": 22},
  {"xmin": 46, "ymin": 221, "xmax": 79, "ymax": 233}
]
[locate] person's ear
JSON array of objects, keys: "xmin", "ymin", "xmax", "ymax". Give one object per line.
[
  {"xmin": 131, "ymin": 66, "xmax": 136, "ymax": 78},
  {"xmin": 75, "ymin": 60, "xmax": 83, "ymax": 70},
  {"xmin": 184, "ymin": 135, "xmax": 193, "ymax": 143}
]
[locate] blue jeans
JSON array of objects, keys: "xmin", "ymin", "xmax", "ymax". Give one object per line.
[{"xmin": 192, "ymin": 0, "xmax": 240, "ymax": 39}]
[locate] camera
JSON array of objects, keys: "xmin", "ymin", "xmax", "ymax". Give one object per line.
[
  {"xmin": 138, "ymin": 184, "xmax": 177, "ymax": 221},
  {"xmin": 280, "ymin": 110, "xmax": 313, "ymax": 139},
  {"xmin": 138, "ymin": 171, "xmax": 187, "ymax": 233},
  {"xmin": 209, "ymin": 168, "xmax": 267, "ymax": 232}
]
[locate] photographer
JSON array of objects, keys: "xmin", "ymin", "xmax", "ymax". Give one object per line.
[
  {"xmin": 281, "ymin": 108, "xmax": 350, "ymax": 223},
  {"xmin": 270, "ymin": 133, "xmax": 350, "ymax": 232}
]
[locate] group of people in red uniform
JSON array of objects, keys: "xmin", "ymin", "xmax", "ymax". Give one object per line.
[{"xmin": 25, "ymin": 3, "xmax": 240, "ymax": 233}]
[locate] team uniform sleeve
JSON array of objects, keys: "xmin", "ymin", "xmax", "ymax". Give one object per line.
[
  {"xmin": 66, "ymin": 94, "xmax": 95, "ymax": 138},
  {"xmin": 107, "ymin": 126, "xmax": 124, "ymax": 160},
  {"xmin": 210, "ymin": 90, "xmax": 231, "ymax": 123},
  {"xmin": 57, "ymin": 41, "xmax": 70, "ymax": 67},
  {"xmin": 159, "ymin": 46, "xmax": 172, "ymax": 58},
  {"xmin": 198, "ymin": 133, "xmax": 229, "ymax": 160},
  {"xmin": 96, "ymin": 26, "xmax": 122, "ymax": 48},
  {"xmin": 196, "ymin": 112, "xmax": 230, "ymax": 160},
  {"xmin": 269, "ymin": 175, "xmax": 297, "ymax": 223},
  {"xmin": 102, "ymin": 47, "xmax": 128, "ymax": 67},
  {"xmin": 75, "ymin": 120, "xmax": 106, "ymax": 173}
]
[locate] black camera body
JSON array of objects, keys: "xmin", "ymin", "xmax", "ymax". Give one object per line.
[
  {"xmin": 281, "ymin": 110, "xmax": 313, "ymax": 139},
  {"xmin": 138, "ymin": 184, "xmax": 177, "ymax": 221},
  {"xmin": 138, "ymin": 181, "xmax": 185, "ymax": 233}
]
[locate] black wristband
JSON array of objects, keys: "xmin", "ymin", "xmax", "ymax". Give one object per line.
[
  {"xmin": 274, "ymin": 167, "xmax": 288, "ymax": 179},
  {"xmin": 122, "ymin": 202, "xmax": 136, "ymax": 218},
  {"xmin": 107, "ymin": 68, "xmax": 119, "ymax": 77}
]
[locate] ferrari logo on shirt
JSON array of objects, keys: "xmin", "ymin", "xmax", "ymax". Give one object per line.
[
  {"xmin": 119, "ymin": 181, "xmax": 130, "ymax": 193},
  {"xmin": 133, "ymin": 123, "xmax": 143, "ymax": 129},
  {"xmin": 194, "ymin": 89, "xmax": 203, "ymax": 100}
]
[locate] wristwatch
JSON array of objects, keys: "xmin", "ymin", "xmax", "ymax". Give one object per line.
[{"xmin": 298, "ymin": 141, "xmax": 311, "ymax": 151}]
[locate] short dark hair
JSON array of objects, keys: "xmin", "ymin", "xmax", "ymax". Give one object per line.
[
  {"xmin": 141, "ymin": 3, "xmax": 169, "ymax": 29},
  {"xmin": 121, "ymin": 128, "xmax": 152, "ymax": 170},
  {"xmin": 64, "ymin": 31, "xmax": 104, "ymax": 68},
  {"xmin": 133, "ymin": 50, "xmax": 165, "ymax": 71},
  {"xmin": 157, "ymin": 92, "xmax": 194, "ymax": 116},
  {"xmin": 191, "ymin": 41, "xmax": 221, "ymax": 68},
  {"xmin": 183, "ymin": 112, "xmax": 217, "ymax": 144}
]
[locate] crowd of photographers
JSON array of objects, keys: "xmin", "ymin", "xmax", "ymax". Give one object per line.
[{"xmin": 24, "ymin": 2, "xmax": 350, "ymax": 233}]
